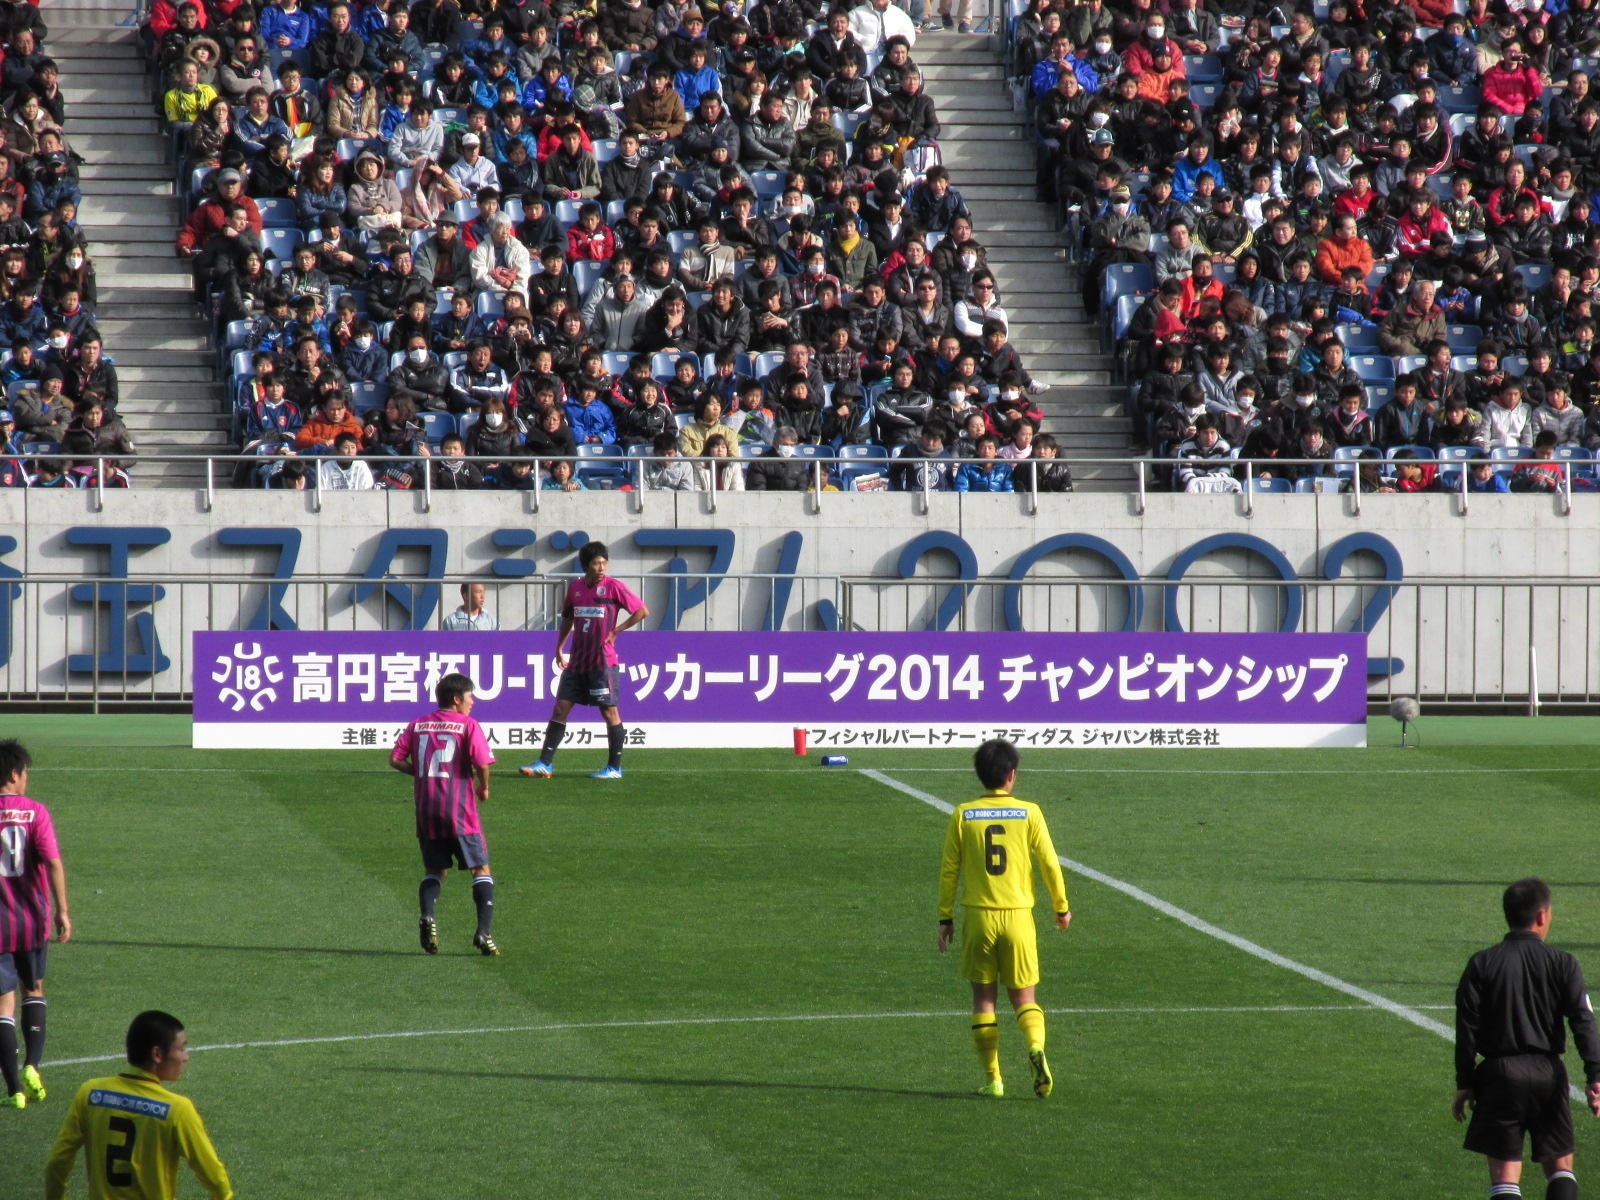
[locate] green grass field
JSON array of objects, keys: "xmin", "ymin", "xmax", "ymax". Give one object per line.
[{"xmin": 2, "ymin": 714, "xmax": 1599, "ymax": 1199}]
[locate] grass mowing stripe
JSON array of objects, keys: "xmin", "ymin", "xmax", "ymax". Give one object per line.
[
  {"xmin": 47, "ymin": 1004, "xmax": 1453, "ymax": 1069},
  {"xmin": 861, "ymin": 767, "xmax": 1455, "ymax": 1043}
]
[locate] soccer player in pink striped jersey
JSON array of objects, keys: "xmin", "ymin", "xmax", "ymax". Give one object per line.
[
  {"xmin": 390, "ymin": 674, "xmax": 500, "ymax": 956},
  {"xmin": 520, "ymin": 540, "xmax": 649, "ymax": 780},
  {"xmin": 0, "ymin": 738, "xmax": 72, "ymax": 1110}
]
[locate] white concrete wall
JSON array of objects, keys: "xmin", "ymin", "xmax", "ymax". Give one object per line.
[{"xmin": 0, "ymin": 489, "xmax": 1592, "ymax": 700}]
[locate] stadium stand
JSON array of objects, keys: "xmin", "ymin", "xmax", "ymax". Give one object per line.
[
  {"xmin": 0, "ymin": 3, "xmax": 150, "ymax": 491},
  {"xmin": 119, "ymin": 0, "xmax": 1119, "ymax": 494},
  {"xmin": 1024, "ymin": 0, "xmax": 1600, "ymax": 493}
]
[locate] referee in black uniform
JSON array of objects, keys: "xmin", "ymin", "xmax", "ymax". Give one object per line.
[{"xmin": 1455, "ymin": 878, "xmax": 1600, "ymax": 1200}]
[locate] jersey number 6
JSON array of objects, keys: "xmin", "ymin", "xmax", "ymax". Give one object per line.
[{"xmin": 983, "ymin": 824, "xmax": 1006, "ymax": 876}]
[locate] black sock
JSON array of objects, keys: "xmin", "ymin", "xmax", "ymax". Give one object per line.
[
  {"xmin": 472, "ymin": 875, "xmax": 495, "ymax": 937},
  {"xmin": 0, "ymin": 1018, "xmax": 18, "ymax": 1094},
  {"xmin": 540, "ymin": 721, "xmax": 566, "ymax": 764},
  {"xmin": 607, "ymin": 723, "xmax": 625, "ymax": 769},
  {"xmin": 419, "ymin": 876, "xmax": 441, "ymax": 921},
  {"xmin": 21, "ymin": 998, "xmax": 44, "ymax": 1069},
  {"xmin": 1548, "ymin": 1170, "xmax": 1578, "ymax": 1200}
]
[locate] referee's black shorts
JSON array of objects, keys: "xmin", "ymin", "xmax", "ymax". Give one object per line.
[{"xmin": 1465, "ymin": 1054, "xmax": 1574, "ymax": 1163}]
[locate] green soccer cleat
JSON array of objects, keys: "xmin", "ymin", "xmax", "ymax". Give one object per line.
[
  {"xmin": 474, "ymin": 933, "xmax": 502, "ymax": 957},
  {"xmin": 22, "ymin": 1065, "xmax": 44, "ymax": 1103},
  {"xmin": 519, "ymin": 761, "xmax": 553, "ymax": 778},
  {"xmin": 419, "ymin": 915, "xmax": 439, "ymax": 955},
  {"xmin": 591, "ymin": 765, "xmax": 623, "ymax": 780},
  {"xmin": 1028, "ymin": 1047, "xmax": 1052, "ymax": 1098},
  {"xmin": 975, "ymin": 1079, "xmax": 1004, "ymax": 1098},
  {"xmin": 1, "ymin": 1092, "xmax": 24, "ymax": 1110}
]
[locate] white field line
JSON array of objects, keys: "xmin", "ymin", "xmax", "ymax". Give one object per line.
[
  {"xmin": 863, "ymin": 768, "xmax": 1591, "ymax": 1104},
  {"xmin": 862, "ymin": 767, "xmax": 1453, "ymax": 1040},
  {"xmin": 47, "ymin": 1004, "xmax": 1449, "ymax": 1070}
]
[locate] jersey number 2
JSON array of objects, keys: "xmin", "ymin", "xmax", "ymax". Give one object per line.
[
  {"xmin": 105, "ymin": 1115, "xmax": 136, "ymax": 1187},
  {"xmin": 983, "ymin": 825, "xmax": 1006, "ymax": 876}
]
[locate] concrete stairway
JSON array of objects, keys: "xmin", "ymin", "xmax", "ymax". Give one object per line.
[
  {"xmin": 916, "ymin": 33, "xmax": 1133, "ymax": 490},
  {"xmin": 52, "ymin": 17, "xmax": 229, "ymax": 488}
]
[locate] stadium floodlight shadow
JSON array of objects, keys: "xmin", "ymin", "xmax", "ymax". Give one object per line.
[
  {"xmin": 76, "ymin": 938, "xmax": 420, "ymax": 959},
  {"xmin": 356, "ymin": 1065, "xmax": 986, "ymax": 1101}
]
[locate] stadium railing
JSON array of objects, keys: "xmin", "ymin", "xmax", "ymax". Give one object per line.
[{"xmin": 0, "ymin": 451, "xmax": 1589, "ymax": 518}]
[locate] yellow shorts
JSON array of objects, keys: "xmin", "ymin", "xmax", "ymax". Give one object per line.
[{"xmin": 959, "ymin": 906, "xmax": 1039, "ymax": 989}]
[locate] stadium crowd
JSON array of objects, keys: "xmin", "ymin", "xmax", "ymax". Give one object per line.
[
  {"xmin": 139, "ymin": 0, "xmax": 1073, "ymax": 493},
  {"xmin": 0, "ymin": 1, "xmax": 135, "ymax": 491},
  {"xmin": 1025, "ymin": 0, "xmax": 1600, "ymax": 492}
]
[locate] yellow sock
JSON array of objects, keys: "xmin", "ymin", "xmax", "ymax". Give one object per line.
[
  {"xmin": 971, "ymin": 1016, "xmax": 1001, "ymax": 1080},
  {"xmin": 1015, "ymin": 1003, "xmax": 1045, "ymax": 1052}
]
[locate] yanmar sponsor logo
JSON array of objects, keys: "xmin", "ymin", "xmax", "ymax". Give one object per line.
[{"xmin": 0, "ymin": 809, "xmax": 36, "ymax": 824}]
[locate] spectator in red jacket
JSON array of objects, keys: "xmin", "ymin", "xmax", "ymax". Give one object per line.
[
  {"xmin": 1395, "ymin": 190, "xmax": 1453, "ymax": 258},
  {"xmin": 175, "ymin": 169, "xmax": 263, "ymax": 256},
  {"xmin": 1481, "ymin": 43, "xmax": 1544, "ymax": 116}
]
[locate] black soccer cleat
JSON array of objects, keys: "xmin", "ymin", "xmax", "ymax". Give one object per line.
[
  {"xmin": 473, "ymin": 932, "xmax": 502, "ymax": 957},
  {"xmin": 419, "ymin": 916, "xmax": 439, "ymax": 955}
]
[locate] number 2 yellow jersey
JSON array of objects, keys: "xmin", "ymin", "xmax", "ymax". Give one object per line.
[
  {"xmin": 45, "ymin": 1070, "xmax": 234, "ymax": 1200},
  {"xmin": 937, "ymin": 791, "xmax": 1069, "ymax": 917}
]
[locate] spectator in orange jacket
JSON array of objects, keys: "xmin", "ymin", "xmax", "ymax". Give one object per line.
[
  {"xmin": 1178, "ymin": 254, "xmax": 1225, "ymax": 320},
  {"xmin": 293, "ymin": 391, "xmax": 364, "ymax": 450},
  {"xmin": 1314, "ymin": 213, "xmax": 1375, "ymax": 286}
]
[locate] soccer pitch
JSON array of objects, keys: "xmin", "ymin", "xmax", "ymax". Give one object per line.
[{"xmin": 4, "ymin": 714, "xmax": 1600, "ymax": 1199}]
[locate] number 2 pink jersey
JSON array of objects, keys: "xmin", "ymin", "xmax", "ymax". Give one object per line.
[
  {"xmin": 564, "ymin": 575, "xmax": 644, "ymax": 670},
  {"xmin": 391, "ymin": 710, "xmax": 495, "ymax": 839},
  {"xmin": 0, "ymin": 796, "xmax": 60, "ymax": 954}
]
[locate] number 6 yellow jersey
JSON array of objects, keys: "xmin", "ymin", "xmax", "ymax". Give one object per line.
[{"xmin": 938, "ymin": 792, "xmax": 1069, "ymax": 917}]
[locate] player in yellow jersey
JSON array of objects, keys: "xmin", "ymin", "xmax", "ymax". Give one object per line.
[
  {"xmin": 45, "ymin": 1010, "xmax": 233, "ymax": 1200},
  {"xmin": 937, "ymin": 738, "xmax": 1071, "ymax": 1098}
]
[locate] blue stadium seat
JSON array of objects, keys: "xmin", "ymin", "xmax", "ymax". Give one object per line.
[
  {"xmin": 1248, "ymin": 476, "xmax": 1294, "ymax": 494},
  {"xmin": 1515, "ymin": 262, "xmax": 1552, "ymax": 290},
  {"xmin": 603, "ymin": 351, "xmax": 633, "ymax": 376},
  {"xmin": 1363, "ymin": 382, "xmax": 1393, "ymax": 409},
  {"xmin": 1490, "ymin": 445, "xmax": 1532, "ymax": 476},
  {"xmin": 593, "ymin": 138, "xmax": 620, "ymax": 163},
  {"xmin": 667, "ymin": 230, "xmax": 696, "ymax": 255},
  {"xmin": 349, "ymin": 380, "xmax": 389, "ymax": 413},
  {"xmin": 749, "ymin": 170, "xmax": 787, "ymax": 199},
  {"xmin": 1446, "ymin": 324, "xmax": 1482, "ymax": 352},
  {"xmin": 573, "ymin": 260, "xmax": 605, "ymax": 296},
  {"xmin": 1502, "ymin": 353, "xmax": 1530, "ymax": 375},
  {"xmin": 1439, "ymin": 84, "xmax": 1481, "ymax": 112},
  {"xmin": 1111, "ymin": 292, "xmax": 1143, "ymax": 340},
  {"xmin": 1350, "ymin": 355, "xmax": 1395, "ymax": 383},
  {"xmin": 419, "ymin": 411, "xmax": 455, "ymax": 446},
  {"xmin": 1101, "ymin": 261, "xmax": 1153, "ymax": 308},
  {"xmin": 1555, "ymin": 446, "xmax": 1596, "ymax": 481},
  {"xmin": 750, "ymin": 351, "xmax": 784, "ymax": 378},
  {"xmin": 652, "ymin": 351, "xmax": 694, "ymax": 380},
  {"xmin": 1394, "ymin": 354, "xmax": 1427, "ymax": 377},
  {"xmin": 1336, "ymin": 323, "xmax": 1380, "ymax": 352},
  {"xmin": 1184, "ymin": 52, "xmax": 1223, "ymax": 81},
  {"xmin": 475, "ymin": 292, "xmax": 505, "ymax": 317},
  {"xmin": 1190, "ymin": 82, "xmax": 1221, "ymax": 108},
  {"xmin": 1332, "ymin": 445, "xmax": 1379, "ymax": 478},
  {"xmin": 256, "ymin": 197, "xmax": 297, "ymax": 228},
  {"xmin": 262, "ymin": 227, "xmax": 301, "ymax": 262}
]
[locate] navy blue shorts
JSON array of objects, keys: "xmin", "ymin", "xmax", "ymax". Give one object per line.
[
  {"xmin": 419, "ymin": 834, "xmax": 490, "ymax": 873},
  {"xmin": 558, "ymin": 666, "xmax": 620, "ymax": 708},
  {"xmin": 0, "ymin": 945, "xmax": 48, "ymax": 994}
]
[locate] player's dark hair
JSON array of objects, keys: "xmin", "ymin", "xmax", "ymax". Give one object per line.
[
  {"xmin": 435, "ymin": 673, "xmax": 475, "ymax": 708},
  {"xmin": 0, "ymin": 738, "xmax": 31, "ymax": 785},
  {"xmin": 1504, "ymin": 877, "xmax": 1552, "ymax": 929},
  {"xmin": 578, "ymin": 540, "xmax": 609, "ymax": 568},
  {"xmin": 126, "ymin": 1010, "xmax": 185, "ymax": 1068},
  {"xmin": 974, "ymin": 738, "xmax": 1020, "ymax": 791}
]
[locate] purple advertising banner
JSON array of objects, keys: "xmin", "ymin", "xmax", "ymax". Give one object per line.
[{"xmin": 194, "ymin": 632, "xmax": 1367, "ymax": 750}]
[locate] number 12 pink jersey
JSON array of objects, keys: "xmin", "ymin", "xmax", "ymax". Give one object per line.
[{"xmin": 392, "ymin": 711, "xmax": 495, "ymax": 839}]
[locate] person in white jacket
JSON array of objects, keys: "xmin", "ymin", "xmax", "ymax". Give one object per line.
[
  {"xmin": 317, "ymin": 433, "xmax": 377, "ymax": 489},
  {"xmin": 469, "ymin": 213, "xmax": 532, "ymax": 297},
  {"xmin": 850, "ymin": 0, "xmax": 917, "ymax": 55},
  {"xmin": 1482, "ymin": 381, "xmax": 1534, "ymax": 450}
]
